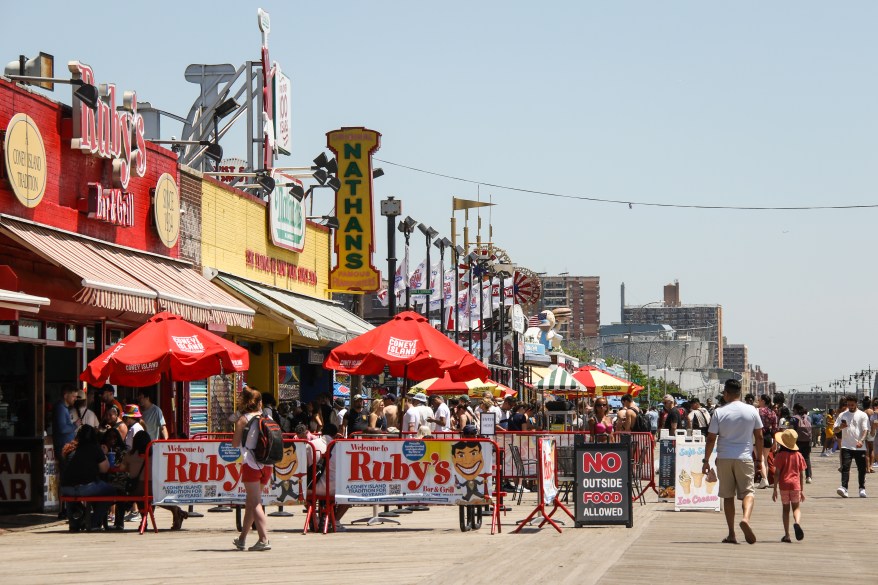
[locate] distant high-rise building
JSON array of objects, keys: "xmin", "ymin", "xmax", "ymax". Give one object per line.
[
  {"xmin": 539, "ymin": 275, "xmax": 600, "ymax": 348},
  {"xmin": 723, "ymin": 343, "xmax": 748, "ymax": 374},
  {"xmin": 623, "ymin": 282, "xmax": 723, "ymax": 367}
]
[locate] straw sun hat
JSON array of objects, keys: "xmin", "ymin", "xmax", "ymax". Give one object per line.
[{"xmin": 774, "ymin": 429, "xmax": 799, "ymax": 451}]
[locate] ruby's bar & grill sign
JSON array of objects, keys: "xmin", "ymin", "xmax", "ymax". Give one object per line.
[
  {"xmin": 326, "ymin": 127, "xmax": 381, "ymax": 292},
  {"xmin": 69, "ymin": 61, "xmax": 146, "ymax": 229}
]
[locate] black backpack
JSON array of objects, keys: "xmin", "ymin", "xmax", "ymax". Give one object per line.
[
  {"xmin": 631, "ymin": 409, "xmax": 651, "ymax": 433},
  {"xmin": 244, "ymin": 415, "xmax": 284, "ymax": 464}
]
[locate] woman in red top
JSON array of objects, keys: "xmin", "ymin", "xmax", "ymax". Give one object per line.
[{"xmin": 772, "ymin": 429, "xmax": 807, "ymax": 543}]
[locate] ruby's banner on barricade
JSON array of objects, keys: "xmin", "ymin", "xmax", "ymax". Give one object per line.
[
  {"xmin": 332, "ymin": 439, "xmax": 495, "ymax": 506},
  {"xmin": 539, "ymin": 437, "xmax": 558, "ymax": 506},
  {"xmin": 150, "ymin": 439, "xmax": 311, "ymax": 506}
]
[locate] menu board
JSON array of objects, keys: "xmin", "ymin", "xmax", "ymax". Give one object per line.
[
  {"xmin": 574, "ymin": 440, "xmax": 632, "ymax": 528},
  {"xmin": 658, "ymin": 438, "xmax": 676, "ymax": 496}
]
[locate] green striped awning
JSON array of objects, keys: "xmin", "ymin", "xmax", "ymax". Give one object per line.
[{"xmin": 533, "ymin": 367, "xmax": 583, "ymax": 391}]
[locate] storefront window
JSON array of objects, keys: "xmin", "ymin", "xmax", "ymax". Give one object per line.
[
  {"xmin": 65, "ymin": 325, "xmax": 77, "ymax": 343},
  {"xmin": 0, "ymin": 322, "xmax": 11, "ymax": 336},
  {"xmin": 45, "ymin": 322, "xmax": 59, "ymax": 341},
  {"xmin": 18, "ymin": 319, "xmax": 41, "ymax": 339},
  {"xmin": 0, "ymin": 344, "xmax": 35, "ymax": 437},
  {"xmin": 109, "ymin": 329, "xmax": 124, "ymax": 345}
]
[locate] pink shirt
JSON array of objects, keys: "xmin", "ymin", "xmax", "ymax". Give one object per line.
[{"xmin": 774, "ymin": 450, "xmax": 807, "ymax": 491}]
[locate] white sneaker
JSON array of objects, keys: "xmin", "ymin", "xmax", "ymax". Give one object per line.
[
  {"xmin": 837, "ymin": 487, "xmax": 849, "ymax": 498},
  {"xmin": 806, "ymin": 477, "xmax": 812, "ymax": 484},
  {"xmin": 860, "ymin": 489, "xmax": 867, "ymax": 498},
  {"xmin": 757, "ymin": 478, "xmax": 769, "ymax": 489}
]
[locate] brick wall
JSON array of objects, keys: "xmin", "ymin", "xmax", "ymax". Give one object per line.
[{"xmin": 179, "ymin": 168, "xmax": 202, "ymax": 265}]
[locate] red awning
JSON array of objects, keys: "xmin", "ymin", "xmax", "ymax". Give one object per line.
[{"xmin": 0, "ymin": 215, "xmax": 253, "ymax": 328}]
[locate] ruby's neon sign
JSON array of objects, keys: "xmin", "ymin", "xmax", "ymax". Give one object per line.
[{"xmin": 68, "ymin": 61, "xmax": 147, "ymax": 190}]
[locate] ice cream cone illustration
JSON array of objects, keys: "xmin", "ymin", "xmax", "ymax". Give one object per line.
[
  {"xmin": 705, "ymin": 467, "xmax": 717, "ymax": 494},
  {"xmin": 679, "ymin": 470, "xmax": 692, "ymax": 495},
  {"xmin": 692, "ymin": 471, "xmax": 705, "ymax": 488}
]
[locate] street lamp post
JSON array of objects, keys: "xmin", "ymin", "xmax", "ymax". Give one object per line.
[
  {"xmin": 626, "ymin": 300, "xmax": 664, "ymax": 375},
  {"xmin": 380, "ymin": 197, "xmax": 401, "ymax": 319},
  {"xmin": 398, "ymin": 217, "xmax": 418, "ymax": 310},
  {"xmin": 433, "ymin": 237, "xmax": 452, "ymax": 333},
  {"xmin": 679, "ymin": 354, "xmax": 700, "ymax": 394},
  {"xmin": 417, "ymin": 224, "xmax": 439, "ymax": 323},
  {"xmin": 452, "ymin": 245, "xmax": 464, "ymax": 344}
]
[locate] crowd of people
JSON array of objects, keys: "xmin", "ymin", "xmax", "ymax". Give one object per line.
[
  {"xmin": 52, "ymin": 384, "xmax": 184, "ymax": 532},
  {"xmin": 700, "ymin": 378, "xmax": 878, "ymax": 545}
]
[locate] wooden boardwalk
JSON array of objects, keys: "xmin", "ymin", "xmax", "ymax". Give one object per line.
[{"xmin": 1, "ymin": 453, "xmax": 872, "ymax": 584}]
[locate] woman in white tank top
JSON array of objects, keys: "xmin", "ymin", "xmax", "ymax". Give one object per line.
[{"xmin": 232, "ymin": 388, "xmax": 271, "ymax": 551}]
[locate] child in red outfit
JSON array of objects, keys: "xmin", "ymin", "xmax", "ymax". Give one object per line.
[{"xmin": 772, "ymin": 429, "xmax": 807, "ymax": 542}]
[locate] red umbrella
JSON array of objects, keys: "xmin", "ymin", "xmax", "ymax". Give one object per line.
[
  {"xmin": 81, "ymin": 312, "xmax": 249, "ymax": 386},
  {"xmin": 569, "ymin": 365, "xmax": 643, "ymax": 397},
  {"xmin": 323, "ymin": 311, "xmax": 488, "ymax": 381}
]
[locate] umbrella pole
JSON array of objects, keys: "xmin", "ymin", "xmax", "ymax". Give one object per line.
[{"xmin": 400, "ymin": 364, "xmax": 408, "ymax": 438}]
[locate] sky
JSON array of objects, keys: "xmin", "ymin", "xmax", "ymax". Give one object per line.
[{"xmin": 4, "ymin": 1, "xmax": 877, "ymax": 390}]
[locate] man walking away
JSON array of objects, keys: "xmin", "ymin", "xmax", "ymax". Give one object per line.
[
  {"xmin": 703, "ymin": 379, "xmax": 764, "ymax": 544},
  {"xmin": 138, "ymin": 388, "xmax": 168, "ymax": 440},
  {"xmin": 688, "ymin": 397, "xmax": 711, "ymax": 436},
  {"xmin": 834, "ymin": 394, "xmax": 869, "ymax": 498}
]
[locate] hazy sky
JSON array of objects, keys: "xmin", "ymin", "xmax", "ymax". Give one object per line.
[{"xmin": 4, "ymin": 1, "xmax": 877, "ymax": 390}]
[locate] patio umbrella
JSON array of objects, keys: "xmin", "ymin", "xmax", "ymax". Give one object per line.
[
  {"xmin": 324, "ymin": 311, "xmax": 489, "ymax": 381},
  {"xmin": 81, "ymin": 311, "xmax": 249, "ymax": 386},
  {"xmin": 533, "ymin": 368, "xmax": 584, "ymax": 392},
  {"xmin": 570, "ymin": 365, "xmax": 643, "ymax": 397},
  {"xmin": 411, "ymin": 373, "xmax": 515, "ymax": 398}
]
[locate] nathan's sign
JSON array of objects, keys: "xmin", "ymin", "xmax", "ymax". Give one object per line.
[
  {"xmin": 333, "ymin": 439, "xmax": 496, "ymax": 506},
  {"xmin": 269, "ymin": 173, "xmax": 306, "ymax": 253},
  {"xmin": 151, "ymin": 440, "xmax": 311, "ymax": 506},
  {"xmin": 326, "ymin": 127, "xmax": 381, "ymax": 292}
]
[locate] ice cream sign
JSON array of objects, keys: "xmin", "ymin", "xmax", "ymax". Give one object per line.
[{"xmin": 674, "ymin": 436, "xmax": 720, "ymax": 511}]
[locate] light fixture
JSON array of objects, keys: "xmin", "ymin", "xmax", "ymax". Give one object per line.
[
  {"xmin": 5, "ymin": 58, "xmax": 99, "ymax": 111},
  {"xmin": 417, "ymin": 223, "xmax": 439, "ymax": 240},
  {"xmin": 214, "ymin": 97, "xmax": 239, "ymax": 120},
  {"xmin": 307, "ymin": 215, "xmax": 340, "ymax": 230},
  {"xmin": 312, "ymin": 168, "xmax": 328, "ymax": 185},
  {"xmin": 455, "ymin": 245, "xmax": 465, "ymax": 257},
  {"xmin": 373, "ymin": 168, "xmax": 385, "ymax": 179},
  {"xmin": 203, "ymin": 142, "xmax": 223, "ymax": 166},
  {"xmin": 256, "ymin": 171, "xmax": 275, "ymax": 195},
  {"xmin": 313, "ymin": 152, "xmax": 339, "ymax": 173},
  {"xmin": 434, "ymin": 236, "xmax": 452, "ymax": 251},
  {"xmin": 326, "ymin": 175, "xmax": 342, "ymax": 192},
  {"xmin": 398, "ymin": 216, "xmax": 417, "ymax": 233},
  {"xmin": 5, "ymin": 52, "xmax": 54, "ymax": 90},
  {"xmin": 290, "ymin": 183, "xmax": 306, "ymax": 201}
]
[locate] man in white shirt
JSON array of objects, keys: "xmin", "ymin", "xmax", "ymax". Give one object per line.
[
  {"xmin": 414, "ymin": 393, "xmax": 434, "ymax": 432},
  {"xmin": 330, "ymin": 398, "xmax": 347, "ymax": 430},
  {"xmin": 427, "ymin": 396, "xmax": 452, "ymax": 432},
  {"xmin": 702, "ymin": 379, "xmax": 764, "ymax": 545},
  {"xmin": 833, "ymin": 394, "xmax": 870, "ymax": 498},
  {"xmin": 402, "ymin": 394, "xmax": 428, "ymax": 433}
]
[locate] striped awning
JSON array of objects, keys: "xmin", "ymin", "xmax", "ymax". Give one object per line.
[
  {"xmin": 212, "ymin": 272, "xmax": 372, "ymax": 344},
  {"xmin": 0, "ymin": 215, "xmax": 254, "ymax": 328},
  {"xmin": 533, "ymin": 367, "xmax": 584, "ymax": 391}
]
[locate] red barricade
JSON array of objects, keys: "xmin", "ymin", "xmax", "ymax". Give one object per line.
[
  {"xmin": 319, "ymin": 437, "xmax": 504, "ymax": 534},
  {"xmin": 495, "ymin": 431, "xmax": 655, "ymax": 502},
  {"xmin": 149, "ymin": 438, "xmax": 319, "ymax": 534}
]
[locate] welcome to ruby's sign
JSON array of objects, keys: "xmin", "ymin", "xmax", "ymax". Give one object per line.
[
  {"xmin": 151, "ymin": 440, "xmax": 311, "ymax": 506},
  {"xmin": 333, "ymin": 439, "xmax": 496, "ymax": 506}
]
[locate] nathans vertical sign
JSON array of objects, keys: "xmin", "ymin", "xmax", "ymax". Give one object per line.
[{"xmin": 327, "ymin": 127, "xmax": 381, "ymax": 292}]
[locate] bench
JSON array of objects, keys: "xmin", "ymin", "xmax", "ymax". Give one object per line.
[{"xmin": 60, "ymin": 494, "xmax": 157, "ymax": 534}]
